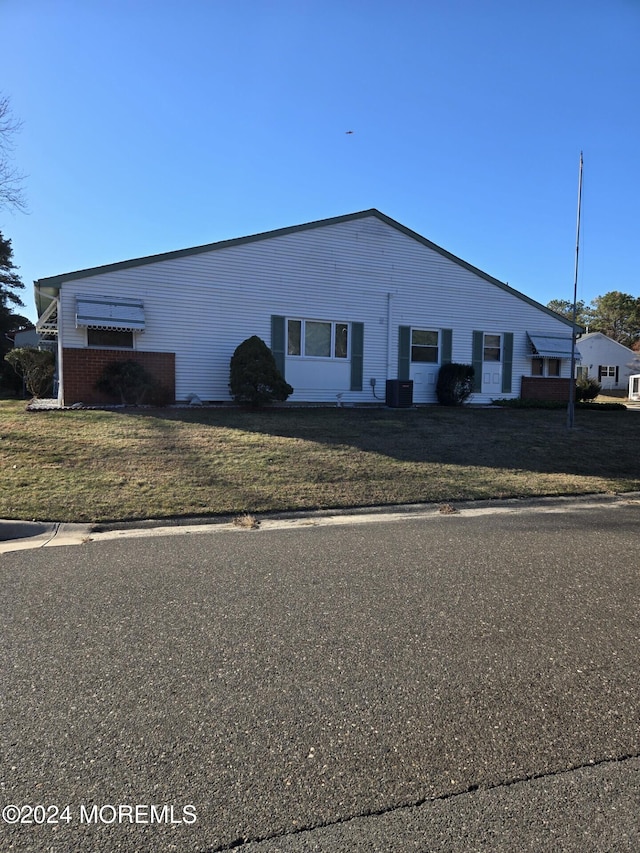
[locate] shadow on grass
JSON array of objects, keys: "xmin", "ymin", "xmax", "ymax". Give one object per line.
[{"xmin": 128, "ymin": 405, "xmax": 639, "ymax": 483}]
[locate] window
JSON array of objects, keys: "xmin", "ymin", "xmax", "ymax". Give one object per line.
[
  {"xmin": 600, "ymin": 365, "xmax": 616, "ymax": 377},
  {"xmin": 483, "ymin": 334, "xmax": 501, "ymax": 361},
  {"xmin": 576, "ymin": 366, "xmax": 589, "ymax": 380},
  {"xmin": 287, "ymin": 319, "xmax": 349, "ymax": 359},
  {"xmin": 411, "ymin": 329, "xmax": 439, "ymax": 363},
  {"xmin": 87, "ymin": 328, "xmax": 134, "ymax": 348},
  {"xmin": 548, "ymin": 358, "xmax": 561, "ymax": 377},
  {"xmin": 287, "ymin": 320, "xmax": 301, "ymax": 355},
  {"xmin": 306, "ymin": 321, "xmax": 331, "ymax": 357},
  {"xmin": 532, "ymin": 357, "xmax": 562, "ymax": 377},
  {"xmin": 335, "ymin": 323, "xmax": 348, "ymax": 358}
]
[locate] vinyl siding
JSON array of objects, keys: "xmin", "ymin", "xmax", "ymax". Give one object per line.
[
  {"xmin": 575, "ymin": 333, "xmax": 640, "ymax": 389},
  {"xmin": 57, "ymin": 214, "xmax": 573, "ymax": 403}
]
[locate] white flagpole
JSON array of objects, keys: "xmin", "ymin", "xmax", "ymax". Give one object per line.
[{"xmin": 567, "ymin": 151, "xmax": 583, "ymax": 429}]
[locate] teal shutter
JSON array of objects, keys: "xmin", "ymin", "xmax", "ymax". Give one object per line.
[
  {"xmin": 472, "ymin": 330, "xmax": 483, "ymax": 392},
  {"xmin": 398, "ymin": 326, "xmax": 411, "ymax": 380},
  {"xmin": 271, "ymin": 315, "xmax": 286, "ymax": 376},
  {"xmin": 441, "ymin": 329, "xmax": 453, "ymax": 365},
  {"xmin": 350, "ymin": 322, "xmax": 364, "ymax": 391},
  {"xmin": 501, "ymin": 332, "xmax": 514, "ymax": 393}
]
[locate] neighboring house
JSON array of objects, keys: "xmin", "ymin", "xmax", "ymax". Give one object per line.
[
  {"xmin": 575, "ymin": 332, "xmax": 640, "ymax": 392},
  {"xmin": 11, "ymin": 328, "xmax": 40, "ymax": 348},
  {"xmin": 34, "ymin": 209, "xmax": 577, "ymax": 407}
]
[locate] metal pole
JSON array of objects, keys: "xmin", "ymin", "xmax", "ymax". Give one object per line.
[{"xmin": 567, "ymin": 152, "xmax": 583, "ymax": 429}]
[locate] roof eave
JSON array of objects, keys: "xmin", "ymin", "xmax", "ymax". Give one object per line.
[{"xmin": 33, "ymin": 208, "xmax": 577, "ymax": 328}]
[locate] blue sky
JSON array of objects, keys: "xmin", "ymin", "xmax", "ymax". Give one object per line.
[{"xmin": 2, "ymin": 0, "xmax": 639, "ymax": 323}]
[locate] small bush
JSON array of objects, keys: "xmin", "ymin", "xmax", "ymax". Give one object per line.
[
  {"xmin": 577, "ymin": 401, "xmax": 626, "ymax": 411},
  {"xmin": 95, "ymin": 359, "xmax": 157, "ymax": 405},
  {"xmin": 229, "ymin": 335, "xmax": 293, "ymax": 407},
  {"xmin": 4, "ymin": 347, "xmax": 55, "ymax": 398},
  {"xmin": 575, "ymin": 376, "xmax": 601, "ymax": 402},
  {"xmin": 436, "ymin": 363, "xmax": 474, "ymax": 406}
]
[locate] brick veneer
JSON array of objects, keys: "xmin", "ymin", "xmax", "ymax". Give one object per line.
[
  {"xmin": 520, "ymin": 376, "xmax": 574, "ymax": 402},
  {"xmin": 62, "ymin": 348, "xmax": 175, "ymax": 405}
]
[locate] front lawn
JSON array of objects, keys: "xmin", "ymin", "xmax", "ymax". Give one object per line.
[{"xmin": 1, "ymin": 401, "xmax": 638, "ymax": 523}]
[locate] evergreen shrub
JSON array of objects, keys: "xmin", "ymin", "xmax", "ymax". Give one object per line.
[
  {"xmin": 575, "ymin": 376, "xmax": 601, "ymax": 402},
  {"xmin": 436, "ymin": 363, "xmax": 474, "ymax": 406},
  {"xmin": 229, "ymin": 335, "xmax": 293, "ymax": 407},
  {"xmin": 4, "ymin": 347, "xmax": 55, "ymax": 398},
  {"xmin": 95, "ymin": 359, "xmax": 157, "ymax": 405}
]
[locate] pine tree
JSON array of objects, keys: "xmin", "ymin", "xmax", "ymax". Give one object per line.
[
  {"xmin": 0, "ymin": 230, "xmax": 25, "ymax": 310},
  {"xmin": 1, "ymin": 232, "xmax": 31, "ymax": 393}
]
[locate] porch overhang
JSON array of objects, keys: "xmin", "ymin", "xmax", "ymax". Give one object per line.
[{"xmin": 35, "ymin": 297, "xmax": 59, "ymax": 336}]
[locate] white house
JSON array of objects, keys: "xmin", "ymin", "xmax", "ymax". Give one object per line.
[
  {"xmin": 575, "ymin": 332, "xmax": 640, "ymax": 392},
  {"xmin": 34, "ymin": 209, "xmax": 577, "ymax": 407}
]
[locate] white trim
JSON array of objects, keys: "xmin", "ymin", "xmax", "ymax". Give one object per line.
[{"xmin": 287, "ymin": 318, "xmax": 350, "ymax": 360}]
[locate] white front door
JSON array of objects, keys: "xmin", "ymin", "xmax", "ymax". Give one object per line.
[{"xmin": 482, "ymin": 333, "xmax": 502, "ymax": 394}]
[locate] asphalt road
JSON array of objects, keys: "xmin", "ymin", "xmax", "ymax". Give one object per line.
[{"xmin": 1, "ymin": 501, "xmax": 639, "ymax": 852}]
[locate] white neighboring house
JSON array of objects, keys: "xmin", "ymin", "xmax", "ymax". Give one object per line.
[
  {"xmin": 575, "ymin": 332, "xmax": 640, "ymax": 392},
  {"xmin": 34, "ymin": 209, "xmax": 577, "ymax": 407}
]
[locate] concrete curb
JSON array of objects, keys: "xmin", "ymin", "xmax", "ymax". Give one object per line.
[
  {"xmin": 0, "ymin": 521, "xmax": 93, "ymax": 554},
  {"xmin": 2, "ymin": 491, "xmax": 638, "ymax": 554}
]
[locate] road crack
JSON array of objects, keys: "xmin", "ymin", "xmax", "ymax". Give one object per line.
[{"xmin": 203, "ymin": 750, "xmax": 640, "ymax": 851}]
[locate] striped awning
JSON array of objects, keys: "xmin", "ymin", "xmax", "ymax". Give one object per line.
[
  {"xmin": 76, "ymin": 297, "xmax": 145, "ymax": 331},
  {"xmin": 527, "ymin": 332, "xmax": 578, "ymax": 360}
]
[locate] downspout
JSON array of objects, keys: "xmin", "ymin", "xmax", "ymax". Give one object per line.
[{"xmin": 386, "ymin": 292, "xmax": 394, "ymax": 382}]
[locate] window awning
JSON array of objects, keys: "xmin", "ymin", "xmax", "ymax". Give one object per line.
[
  {"xmin": 527, "ymin": 332, "xmax": 578, "ymax": 360},
  {"xmin": 76, "ymin": 297, "xmax": 145, "ymax": 331}
]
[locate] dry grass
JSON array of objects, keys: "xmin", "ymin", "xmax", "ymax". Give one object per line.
[
  {"xmin": 1, "ymin": 400, "xmax": 638, "ymax": 523},
  {"xmin": 232, "ymin": 512, "xmax": 260, "ymax": 529}
]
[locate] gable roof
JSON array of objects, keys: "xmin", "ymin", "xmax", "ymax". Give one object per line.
[
  {"xmin": 35, "ymin": 208, "xmax": 574, "ymax": 326},
  {"xmin": 576, "ymin": 331, "xmax": 639, "ymax": 356}
]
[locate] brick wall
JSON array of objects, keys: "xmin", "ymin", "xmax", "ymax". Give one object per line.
[
  {"xmin": 520, "ymin": 376, "xmax": 574, "ymax": 402},
  {"xmin": 62, "ymin": 349, "xmax": 175, "ymax": 405}
]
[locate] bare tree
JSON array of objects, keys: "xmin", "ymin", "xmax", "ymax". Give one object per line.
[{"xmin": 0, "ymin": 94, "xmax": 27, "ymax": 213}]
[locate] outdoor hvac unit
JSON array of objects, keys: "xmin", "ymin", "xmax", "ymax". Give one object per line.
[{"xmin": 386, "ymin": 379, "xmax": 414, "ymax": 408}]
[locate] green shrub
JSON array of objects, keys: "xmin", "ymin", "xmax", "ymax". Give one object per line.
[
  {"xmin": 436, "ymin": 363, "xmax": 474, "ymax": 406},
  {"xmin": 229, "ymin": 335, "xmax": 293, "ymax": 407},
  {"xmin": 4, "ymin": 347, "xmax": 55, "ymax": 398},
  {"xmin": 577, "ymin": 401, "xmax": 626, "ymax": 411},
  {"xmin": 575, "ymin": 376, "xmax": 601, "ymax": 402},
  {"xmin": 95, "ymin": 359, "xmax": 157, "ymax": 405}
]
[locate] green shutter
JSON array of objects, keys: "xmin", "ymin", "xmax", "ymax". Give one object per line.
[
  {"xmin": 350, "ymin": 322, "xmax": 364, "ymax": 391},
  {"xmin": 441, "ymin": 329, "xmax": 453, "ymax": 365},
  {"xmin": 398, "ymin": 326, "xmax": 411, "ymax": 380},
  {"xmin": 271, "ymin": 315, "xmax": 286, "ymax": 376},
  {"xmin": 501, "ymin": 332, "xmax": 514, "ymax": 394},
  {"xmin": 472, "ymin": 330, "xmax": 483, "ymax": 392}
]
